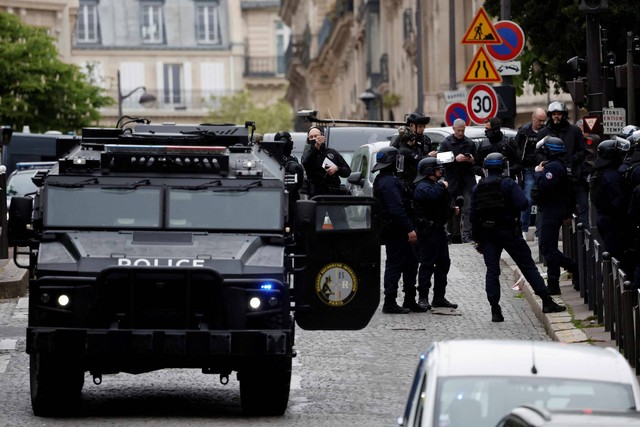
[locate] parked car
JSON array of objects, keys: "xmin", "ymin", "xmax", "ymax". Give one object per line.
[
  {"xmin": 398, "ymin": 340, "xmax": 640, "ymax": 427},
  {"xmin": 496, "ymin": 405, "xmax": 640, "ymax": 426},
  {"xmin": 6, "ymin": 161, "xmax": 55, "ymax": 208}
]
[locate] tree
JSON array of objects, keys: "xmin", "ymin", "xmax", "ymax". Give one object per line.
[
  {"xmin": 207, "ymin": 91, "xmax": 293, "ymax": 133},
  {"xmin": 0, "ymin": 12, "xmax": 113, "ymax": 133},
  {"xmin": 483, "ymin": 1, "xmax": 640, "ymax": 98}
]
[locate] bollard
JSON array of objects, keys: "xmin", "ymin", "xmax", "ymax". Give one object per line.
[
  {"xmin": 602, "ymin": 252, "xmax": 614, "ymax": 335},
  {"xmin": 586, "ymin": 232, "xmax": 596, "ymax": 311},
  {"xmin": 582, "ymin": 228, "xmax": 592, "ymax": 304},
  {"xmin": 613, "ymin": 257, "xmax": 622, "ymax": 348},
  {"xmin": 622, "ymin": 280, "xmax": 636, "ymax": 368},
  {"xmin": 593, "ymin": 240, "xmax": 604, "ymax": 324},
  {"xmin": 576, "ymin": 223, "xmax": 586, "ymax": 293}
]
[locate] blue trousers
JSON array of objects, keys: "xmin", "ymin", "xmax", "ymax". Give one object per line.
[
  {"xmin": 383, "ymin": 237, "xmax": 418, "ymax": 299},
  {"xmin": 520, "ymin": 169, "xmax": 535, "ymax": 232},
  {"xmin": 481, "ymin": 227, "xmax": 548, "ymax": 306},
  {"xmin": 417, "ymin": 226, "xmax": 451, "ymax": 300},
  {"xmin": 539, "ymin": 207, "xmax": 576, "ymax": 282}
]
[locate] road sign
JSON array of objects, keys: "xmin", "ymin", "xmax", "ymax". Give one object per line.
[
  {"xmin": 466, "ymin": 84, "xmax": 498, "ymax": 125},
  {"xmin": 461, "ymin": 7, "xmax": 502, "ymax": 45},
  {"xmin": 496, "ymin": 61, "xmax": 521, "ymax": 76},
  {"xmin": 444, "ymin": 103, "xmax": 470, "ymax": 126},
  {"xmin": 602, "ymin": 107, "xmax": 626, "ymax": 135},
  {"xmin": 486, "ymin": 21, "xmax": 525, "ymax": 62},
  {"xmin": 463, "ymin": 46, "xmax": 502, "ymax": 83},
  {"xmin": 583, "ymin": 115, "xmax": 599, "ymax": 134},
  {"xmin": 444, "ymin": 89, "xmax": 467, "ymax": 104}
]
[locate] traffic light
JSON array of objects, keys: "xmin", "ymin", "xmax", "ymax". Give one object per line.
[
  {"xmin": 567, "ymin": 56, "xmax": 587, "ymax": 79},
  {"xmin": 579, "ymin": 0, "xmax": 608, "ymax": 13}
]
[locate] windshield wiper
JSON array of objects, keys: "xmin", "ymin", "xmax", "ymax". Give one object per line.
[
  {"xmin": 173, "ymin": 180, "xmax": 223, "ymax": 191},
  {"xmin": 102, "ymin": 179, "xmax": 151, "ymax": 190},
  {"xmin": 47, "ymin": 177, "xmax": 99, "ymax": 188},
  {"xmin": 210, "ymin": 180, "xmax": 262, "ymax": 192}
]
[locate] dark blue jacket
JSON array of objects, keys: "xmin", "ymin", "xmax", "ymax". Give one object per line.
[
  {"xmin": 534, "ymin": 157, "xmax": 574, "ymax": 216},
  {"xmin": 413, "ymin": 178, "xmax": 452, "ymax": 227},
  {"xmin": 373, "ymin": 172, "xmax": 414, "ymax": 238}
]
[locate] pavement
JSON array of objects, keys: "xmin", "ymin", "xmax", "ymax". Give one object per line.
[{"xmin": 0, "ymin": 236, "xmax": 615, "ymax": 349}]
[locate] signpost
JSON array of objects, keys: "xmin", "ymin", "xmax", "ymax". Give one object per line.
[
  {"xmin": 461, "ymin": 7, "xmax": 502, "ymax": 45},
  {"xmin": 462, "ymin": 47, "xmax": 502, "ymax": 83},
  {"xmin": 466, "ymin": 84, "xmax": 498, "ymax": 125},
  {"xmin": 444, "ymin": 103, "xmax": 470, "ymax": 126},
  {"xmin": 486, "ymin": 21, "xmax": 525, "ymax": 62},
  {"xmin": 602, "ymin": 107, "xmax": 626, "ymax": 135}
]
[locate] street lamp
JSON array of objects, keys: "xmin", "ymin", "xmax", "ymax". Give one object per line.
[
  {"xmin": 117, "ymin": 70, "xmax": 157, "ymax": 118},
  {"xmin": 359, "ymin": 89, "xmax": 379, "ymax": 120}
]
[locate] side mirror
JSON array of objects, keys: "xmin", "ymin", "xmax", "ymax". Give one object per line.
[
  {"xmin": 347, "ymin": 171, "xmax": 364, "ymax": 186},
  {"xmin": 8, "ymin": 196, "xmax": 33, "ymax": 246}
]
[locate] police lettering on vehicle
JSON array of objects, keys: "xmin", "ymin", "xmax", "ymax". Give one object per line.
[
  {"xmin": 315, "ymin": 263, "xmax": 358, "ymax": 307},
  {"xmin": 117, "ymin": 258, "xmax": 205, "ymax": 267}
]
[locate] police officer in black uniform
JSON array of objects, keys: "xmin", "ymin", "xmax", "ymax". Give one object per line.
[
  {"xmin": 274, "ymin": 131, "xmax": 305, "ymax": 227},
  {"xmin": 475, "ymin": 117, "xmax": 520, "ymax": 180},
  {"xmin": 372, "ymin": 146, "xmax": 425, "ymax": 313},
  {"xmin": 534, "ymin": 137, "xmax": 578, "ymax": 295},
  {"xmin": 471, "ymin": 152, "xmax": 566, "ymax": 322},
  {"xmin": 392, "ymin": 112, "xmax": 433, "ymax": 186},
  {"xmin": 413, "ymin": 157, "xmax": 458, "ymax": 310},
  {"xmin": 591, "ymin": 138, "xmax": 633, "ymax": 277}
]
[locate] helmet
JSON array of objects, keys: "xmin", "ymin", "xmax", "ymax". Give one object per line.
[
  {"xmin": 619, "ymin": 125, "xmax": 639, "ymax": 139},
  {"xmin": 406, "ymin": 112, "xmax": 430, "ymax": 126},
  {"xmin": 414, "ymin": 157, "xmax": 442, "ymax": 183},
  {"xmin": 483, "ymin": 152, "xmax": 507, "ymax": 170},
  {"xmin": 372, "ymin": 146, "xmax": 400, "ymax": 172},
  {"xmin": 547, "ymin": 101, "xmax": 568, "ymax": 119},
  {"xmin": 594, "ymin": 138, "xmax": 630, "ymax": 168},
  {"xmin": 542, "ymin": 136, "xmax": 567, "ymax": 157}
]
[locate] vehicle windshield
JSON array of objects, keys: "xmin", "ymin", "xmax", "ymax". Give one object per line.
[
  {"xmin": 435, "ymin": 376, "xmax": 636, "ymax": 427},
  {"xmin": 44, "ymin": 185, "xmax": 283, "ymax": 230},
  {"xmin": 7, "ymin": 172, "xmax": 38, "ymax": 197}
]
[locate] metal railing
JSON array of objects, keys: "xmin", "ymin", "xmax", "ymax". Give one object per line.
[
  {"xmin": 244, "ymin": 56, "xmax": 286, "ymax": 77},
  {"xmin": 565, "ymin": 218, "xmax": 639, "ymax": 372}
]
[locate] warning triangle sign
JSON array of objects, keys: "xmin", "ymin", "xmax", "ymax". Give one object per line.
[
  {"xmin": 463, "ymin": 47, "xmax": 502, "ymax": 83},
  {"xmin": 461, "ymin": 7, "xmax": 502, "ymax": 45},
  {"xmin": 583, "ymin": 116, "xmax": 599, "ymax": 134}
]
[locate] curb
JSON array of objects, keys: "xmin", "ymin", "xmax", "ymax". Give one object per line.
[{"xmin": 0, "ymin": 258, "xmax": 28, "ymax": 299}]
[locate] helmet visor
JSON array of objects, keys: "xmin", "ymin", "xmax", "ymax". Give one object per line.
[{"xmin": 615, "ymin": 136, "xmax": 631, "ymax": 152}]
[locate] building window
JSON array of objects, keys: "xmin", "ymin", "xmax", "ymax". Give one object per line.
[
  {"xmin": 76, "ymin": 1, "xmax": 99, "ymax": 44},
  {"xmin": 163, "ymin": 64, "xmax": 183, "ymax": 106},
  {"xmin": 141, "ymin": 2, "xmax": 164, "ymax": 44},
  {"xmin": 196, "ymin": 2, "xmax": 221, "ymax": 45},
  {"xmin": 275, "ymin": 21, "xmax": 290, "ymax": 75}
]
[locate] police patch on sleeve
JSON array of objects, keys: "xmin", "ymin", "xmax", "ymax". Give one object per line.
[
  {"xmin": 315, "ymin": 263, "xmax": 358, "ymax": 307},
  {"xmin": 545, "ymin": 172, "xmax": 553, "ymax": 180}
]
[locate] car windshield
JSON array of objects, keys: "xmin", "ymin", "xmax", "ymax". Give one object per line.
[
  {"xmin": 328, "ymin": 127, "xmax": 397, "ymax": 153},
  {"xmin": 43, "ymin": 185, "xmax": 283, "ymax": 230},
  {"xmin": 7, "ymin": 172, "xmax": 38, "ymax": 197},
  {"xmin": 435, "ymin": 376, "xmax": 636, "ymax": 427}
]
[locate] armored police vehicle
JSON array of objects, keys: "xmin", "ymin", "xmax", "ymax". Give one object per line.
[{"xmin": 8, "ymin": 122, "xmax": 381, "ymax": 417}]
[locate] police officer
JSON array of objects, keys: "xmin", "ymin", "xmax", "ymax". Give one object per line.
[
  {"xmin": 392, "ymin": 112, "xmax": 433, "ymax": 186},
  {"xmin": 413, "ymin": 157, "xmax": 458, "ymax": 310},
  {"xmin": 621, "ymin": 131, "xmax": 640, "ymax": 288},
  {"xmin": 537, "ymin": 101, "xmax": 588, "ymax": 227},
  {"xmin": 591, "ymin": 139, "xmax": 633, "ymax": 277},
  {"xmin": 470, "ymin": 153, "xmax": 566, "ymax": 322},
  {"xmin": 534, "ymin": 137, "xmax": 578, "ymax": 295},
  {"xmin": 372, "ymin": 146, "xmax": 424, "ymax": 313},
  {"xmin": 274, "ymin": 131, "xmax": 304, "ymax": 227},
  {"xmin": 475, "ymin": 117, "xmax": 520, "ymax": 180}
]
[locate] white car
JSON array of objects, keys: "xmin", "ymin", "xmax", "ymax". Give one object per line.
[{"xmin": 399, "ymin": 340, "xmax": 640, "ymax": 427}]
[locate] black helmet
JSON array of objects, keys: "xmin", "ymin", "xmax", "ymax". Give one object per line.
[
  {"xmin": 372, "ymin": 146, "xmax": 400, "ymax": 172},
  {"xmin": 414, "ymin": 157, "xmax": 442, "ymax": 183},
  {"xmin": 483, "ymin": 152, "xmax": 507, "ymax": 170},
  {"xmin": 594, "ymin": 138, "xmax": 631, "ymax": 168},
  {"xmin": 547, "ymin": 101, "xmax": 568, "ymax": 119},
  {"xmin": 619, "ymin": 125, "xmax": 639, "ymax": 139},
  {"xmin": 542, "ymin": 136, "xmax": 567, "ymax": 157},
  {"xmin": 406, "ymin": 112, "xmax": 430, "ymax": 126}
]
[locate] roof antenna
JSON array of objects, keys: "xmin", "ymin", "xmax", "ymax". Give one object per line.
[
  {"xmin": 327, "ymin": 109, "xmax": 336, "ymax": 126},
  {"xmin": 531, "ymin": 342, "xmax": 538, "ymax": 374}
]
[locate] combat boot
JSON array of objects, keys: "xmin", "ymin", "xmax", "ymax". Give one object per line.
[
  {"xmin": 542, "ymin": 296, "xmax": 566, "ymax": 313},
  {"xmin": 491, "ymin": 305, "xmax": 504, "ymax": 322},
  {"xmin": 431, "ymin": 297, "xmax": 458, "ymax": 309},
  {"xmin": 417, "ymin": 297, "xmax": 432, "ymax": 311},
  {"xmin": 547, "ymin": 278, "xmax": 561, "ymax": 295},
  {"xmin": 403, "ymin": 299, "xmax": 429, "ymax": 312},
  {"xmin": 382, "ymin": 296, "xmax": 410, "ymax": 314}
]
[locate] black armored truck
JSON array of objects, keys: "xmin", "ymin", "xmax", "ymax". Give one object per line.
[{"xmin": 8, "ymin": 122, "xmax": 381, "ymax": 416}]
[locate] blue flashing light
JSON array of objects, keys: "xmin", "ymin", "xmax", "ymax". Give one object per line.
[{"xmin": 260, "ymin": 282, "xmax": 275, "ymax": 291}]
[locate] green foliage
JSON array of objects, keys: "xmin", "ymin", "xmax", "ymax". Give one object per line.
[
  {"xmin": 0, "ymin": 12, "xmax": 113, "ymax": 133},
  {"xmin": 207, "ymin": 91, "xmax": 294, "ymax": 133},
  {"xmin": 483, "ymin": 1, "xmax": 640, "ymax": 96}
]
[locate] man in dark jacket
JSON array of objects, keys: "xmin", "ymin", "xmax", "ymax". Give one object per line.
[
  {"xmin": 391, "ymin": 112, "xmax": 433, "ymax": 186},
  {"xmin": 274, "ymin": 131, "xmax": 305, "ymax": 227},
  {"xmin": 302, "ymin": 126, "xmax": 352, "ymax": 229},
  {"xmin": 475, "ymin": 117, "xmax": 520, "ymax": 180},
  {"xmin": 471, "ymin": 153, "xmax": 566, "ymax": 322},
  {"xmin": 373, "ymin": 146, "xmax": 424, "ymax": 313},
  {"xmin": 438, "ymin": 118, "xmax": 477, "ymax": 243}
]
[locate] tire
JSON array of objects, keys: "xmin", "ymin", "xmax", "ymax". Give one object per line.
[
  {"xmin": 240, "ymin": 356, "xmax": 292, "ymax": 416},
  {"xmin": 30, "ymin": 353, "xmax": 85, "ymax": 417}
]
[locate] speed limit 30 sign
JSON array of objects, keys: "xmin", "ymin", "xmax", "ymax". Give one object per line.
[{"xmin": 466, "ymin": 84, "xmax": 498, "ymax": 125}]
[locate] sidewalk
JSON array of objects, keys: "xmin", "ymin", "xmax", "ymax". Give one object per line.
[
  {"xmin": 0, "ymin": 256, "xmax": 28, "ymax": 300},
  {"xmin": 500, "ymin": 236, "xmax": 614, "ymax": 349}
]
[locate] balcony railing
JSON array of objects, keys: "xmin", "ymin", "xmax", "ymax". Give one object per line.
[
  {"xmin": 244, "ymin": 56, "xmax": 286, "ymax": 77},
  {"xmin": 109, "ymin": 88, "xmax": 241, "ymax": 112}
]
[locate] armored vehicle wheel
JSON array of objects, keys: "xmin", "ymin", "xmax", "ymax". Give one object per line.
[
  {"xmin": 240, "ymin": 356, "xmax": 292, "ymax": 416},
  {"xmin": 30, "ymin": 353, "xmax": 85, "ymax": 416}
]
